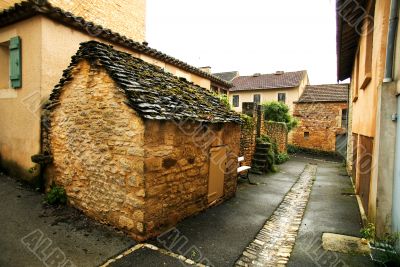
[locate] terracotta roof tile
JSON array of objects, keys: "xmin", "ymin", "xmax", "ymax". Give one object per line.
[
  {"xmin": 0, "ymin": 0, "xmax": 232, "ymax": 88},
  {"xmin": 230, "ymin": 71, "xmax": 307, "ymax": 92},
  {"xmin": 46, "ymin": 41, "xmax": 241, "ymax": 123},
  {"xmin": 297, "ymin": 84, "xmax": 349, "ymax": 103}
]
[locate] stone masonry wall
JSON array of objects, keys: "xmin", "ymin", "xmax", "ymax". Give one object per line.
[
  {"xmin": 143, "ymin": 121, "xmax": 240, "ymax": 238},
  {"xmin": 261, "ymin": 122, "xmax": 288, "ymax": 153},
  {"xmin": 240, "ymin": 117, "xmax": 256, "ymax": 167},
  {"xmin": 48, "ymin": 61, "xmax": 146, "ymax": 239},
  {"xmin": 292, "ymin": 102, "xmax": 348, "ymax": 152}
]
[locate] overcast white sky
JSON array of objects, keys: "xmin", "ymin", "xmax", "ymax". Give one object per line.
[{"xmin": 146, "ymin": 0, "xmax": 338, "ymax": 85}]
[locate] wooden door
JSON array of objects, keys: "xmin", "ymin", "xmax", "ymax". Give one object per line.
[
  {"xmin": 358, "ymin": 135, "xmax": 373, "ymax": 216},
  {"xmin": 208, "ymin": 146, "xmax": 227, "ymax": 203}
]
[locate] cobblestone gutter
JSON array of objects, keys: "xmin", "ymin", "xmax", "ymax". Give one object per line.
[{"xmin": 235, "ymin": 164, "xmax": 317, "ymax": 267}]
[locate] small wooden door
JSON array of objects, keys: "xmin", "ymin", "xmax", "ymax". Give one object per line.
[
  {"xmin": 358, "ymin": 135, "xmax": 373, "ymax": 216},
  {"xmin": 208, "ymin": 146, "xmax": 227, "ymax": 203}
]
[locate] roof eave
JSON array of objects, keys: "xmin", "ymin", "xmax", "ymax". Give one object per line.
[{"xmin": 0, "ymin": 0, "xmax": 232, "ymax": 89}]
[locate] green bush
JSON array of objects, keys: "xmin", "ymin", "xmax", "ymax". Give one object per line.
[
  {"xmin": 262, "ymin": 101, "xmax": 298, "ymax": 131},
  {"xmin": 216, "ymin": 93, "xmax": 231, "ymax": 110},
  {"xmin": 287, "ymin": 144, "xmax": 299, "ymax": 154},
  {"xmin": 45, "ymin": 185, "xmax": 67, "ymax": 205},
  {"xmin": 276, "ymin": 153, "xmax": 290, "ymax": 164}
]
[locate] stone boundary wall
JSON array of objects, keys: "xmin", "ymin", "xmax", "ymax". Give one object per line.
[
  {"xmin": 239, "ymin": 102, "xmax": 289, "ymax": 166},
  {"xmin": 261, "ymin": 121, "xmax": 288, "ymax": 153}
]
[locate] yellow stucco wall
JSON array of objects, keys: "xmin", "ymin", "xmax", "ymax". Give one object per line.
[
  {"xmin": 351, "ymin": 0, "xmax": 389, "ymax": 137},
  {"xmin": 229, "ymin": 86, "xmax": 302, "ymax": 114},
  {"xmin": 0, "ymin": 0, "xmax": 146, "ymax": 42},
  {"xmin": 0, "ymin": 17, "xmax": 42, "ymax": 180},
  {"xmin": 0, "ymin": 15, "xmax": 214, "ymax": 180},
  {"xmin": 348, "ymin": 0, "xmax": 390, "ymax": 232}
]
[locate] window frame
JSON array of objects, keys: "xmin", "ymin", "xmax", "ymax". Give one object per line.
[
  {"xmin": 277, "ymin": 92, "xmax": 286, "ymax": 103},
  {"xmin": 232, "ymin": 95, "xmax": 239, "ymax": 107},
  {"xmin": 253, "ymin": 94, "xmax": 261, "ymax": 104}
]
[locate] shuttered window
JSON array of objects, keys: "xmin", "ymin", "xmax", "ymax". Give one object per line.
[
  {"xmin": 253, "ymin": 94, "xmax": 260, "ymax": 104},
  {"xmin": 278, "ymin": 93, "xmax": 286, "ymax": 103},
  {"xmin": 232, "ymin": 95, "xmax": 239, "ymax": 107},
  {"xmin": 9, "ymin": 36, "xmax": 21, "ymax": 88}
]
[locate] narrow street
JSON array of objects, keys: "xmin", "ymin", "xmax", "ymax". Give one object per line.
[{"xmin": 0, "ymin": 155, "xmax": 371, "ymax": 267}]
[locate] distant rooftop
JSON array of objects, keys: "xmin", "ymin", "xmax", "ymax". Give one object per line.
[
  {"xmin": 297, "ymin": 84, "xmax": 349, "ymax": 103},
  {"xmin": 230, "ymin": 70, "xmax": 307, "ymax": 92},
  {"xmin": 212, "ymin": 71, "xmax": 239, "ymax": 82}
]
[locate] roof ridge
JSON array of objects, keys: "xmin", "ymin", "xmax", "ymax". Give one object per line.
[{"xmin": 0, "ymin": 0, "xmax": 232, "ymax": 88}]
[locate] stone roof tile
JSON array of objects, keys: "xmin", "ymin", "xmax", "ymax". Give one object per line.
[{"xmin": 47, "ymin": 41, "xmax": 241, "ymax": 123}]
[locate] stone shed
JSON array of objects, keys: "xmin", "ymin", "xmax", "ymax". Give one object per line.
[{"xmin": 42, "ymin": 41, "xmax": 241, "ymax": 240}]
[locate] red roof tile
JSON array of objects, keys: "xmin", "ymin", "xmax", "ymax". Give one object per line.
[
  {"xmin": 297, "ymin": 84, "xmax": 349, "ymax": 103},
  {"xmin": 230, "ymin": 70, "xmax": 307, "ymax": 92}
]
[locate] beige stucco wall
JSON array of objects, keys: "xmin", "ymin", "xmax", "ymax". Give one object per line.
[
  {"xmin": 0, "ymin": 15, "xmax": 215, "ymax": 181},
  {"xmin": 0, "ymin": 17, "xmax": 42, "ymax": 180},
  {"xmin": 348, "ymin": 0, "xmax": 391, "ymax": 236},
  {"xmin": 0, "ymin": 0, "xmax": 146, "ymax": 42},
  {"xmin": 229, "ymin": 86, "xmax": 301, "ymax": 114},
  {"xmin": 351, "ymin": 0, "xmax": 389, "ymax": 137}
]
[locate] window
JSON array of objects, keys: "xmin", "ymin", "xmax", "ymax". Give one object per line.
[
  {"xmin": 341, "ymin": 109, "xmax": 348, "ymax": 128},
  {"xmin": 253, "ymin": 94, "xmax": 260, "ymax": 104},
  {"xmin": 360, "ymin": 1, "xmax": 374, "ymax": 89},
  {"xmin": 0, "ymin": 41, "xmax": 9, "ymax": 88},
  {"xmin": 0, "ymin": 36, "xmax": 21, "ymax": 89},
  {"xmin": 278, "ymin": 93, "xmax": 286, "ymax": 103},
  {"xmin": 232, "ymin": 95, "xmax": 239, "ymax": 107},
  {"xmin": 304, "ymin": 132, "xmax": 310, "ymax": 140}
]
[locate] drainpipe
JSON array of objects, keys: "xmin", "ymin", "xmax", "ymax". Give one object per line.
[
  {"xmin": 390, "ymin": 0, "xmax": 400, "ymax": 244},
  {"xmin": 384, "ymin": 0, "xmax": 399, "ymax": 82}
]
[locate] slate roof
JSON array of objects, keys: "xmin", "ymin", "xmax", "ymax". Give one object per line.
[
  {"xmin": 230, "ymin": 71, "xmax": 307, "ymax": 92},
  {"xmin": 0, "ymin": 0, "xmax": 231, "ymax": 88},
  {"xmin": 213, "ymin": 71, "xmax": 239, "ymax": 82},
  {"xmin": 46, "ymin": 41, "xmax": 241, "ymax": 123},
  {"xmin": 297, "ymin": 84, "xmax": 349, "ymax": 103}
]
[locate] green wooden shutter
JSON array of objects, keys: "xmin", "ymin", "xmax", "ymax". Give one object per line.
[{"xmin": 9, "ymin": 36, "xmax": 21, "ymax": 88}]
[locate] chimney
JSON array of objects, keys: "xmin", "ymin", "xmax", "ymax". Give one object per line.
[
  {"xmin": 253, "ymin": 73, "xmax": 261, "ymax": 77},
  {"xmin": 200, "ymin": 66, "xmax": 212, "ymax": 74},
  {"xmin": 274, "ymin": 71, "xmax": 284, "ymax": 75}
]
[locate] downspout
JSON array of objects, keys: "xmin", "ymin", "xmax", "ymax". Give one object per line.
[
  {"xmin": 389, "ymin": 0, "xmax": 400, "ymax": 242},
  {"xmin": 384, "ymin": 0, "xmax": 399, "ymax": 82}
]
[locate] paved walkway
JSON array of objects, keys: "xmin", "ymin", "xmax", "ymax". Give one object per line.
[
  {"xmin": 0, "ymin": 155, "xmax": 372, "ymax": 267},
  {"xmin": 235, "ymin": 164, "xmax": 317, "ymax": 266}
]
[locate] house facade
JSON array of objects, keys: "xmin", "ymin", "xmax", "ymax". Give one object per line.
[
  {"xmin": 291, "ymin": 84, "xmax": 349, "ymax": 155},
  {"xmin": 228, "ymin": 70, "xmax": 309, "ymax": 113},
  {"xmin": 336, "ymin": 0, "xmax": 400, "ymax": 236},
  {"xmin": 0, "ymin": 0, "xmax": 231, "ymax": 182},
  {"xmin": 42, "ymin": 41, "xmax": 241, "ymax": 240}
]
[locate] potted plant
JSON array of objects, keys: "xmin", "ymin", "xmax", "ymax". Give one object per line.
[{"xmin": 360, "ymin": 223, "xmax": 400, "ymax": 266}]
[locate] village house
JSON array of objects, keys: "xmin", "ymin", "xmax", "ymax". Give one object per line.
[
  {"xmin": 336, "ymin": 0, "xmax": 400, "ymax": 237},
  {"xmin": 291, "ymin": 84, "xmax": 349, "ymax": 156},
  {"xmin": 227, "ymin": 70, "xmax": 309, "ymax": 113},
  {"xmin": 0, "ymin": 0, "xmax": 231, "ymax": 182},
  {"xmin": 41, "ymin": 41, "xmax": 241, "ymax": 240}
]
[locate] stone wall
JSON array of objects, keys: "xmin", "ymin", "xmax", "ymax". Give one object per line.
[
  {"xmin": 48, "ymin": 61, "xmax": 146, "ymax": 239},
  {"xmin": 143, "ymin": 121, "xmax": 240, "ymax": 238},
  {"xmin": 261, "ymin": 122, "xmax": 288, "ymax": 153},
  {"xmin": 240, "ymin": 117, "xmax": 256, "ymax": 166},
  {"xmin": 292, "ymin": 102, "xmax": 348, "ymax": 152}
]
